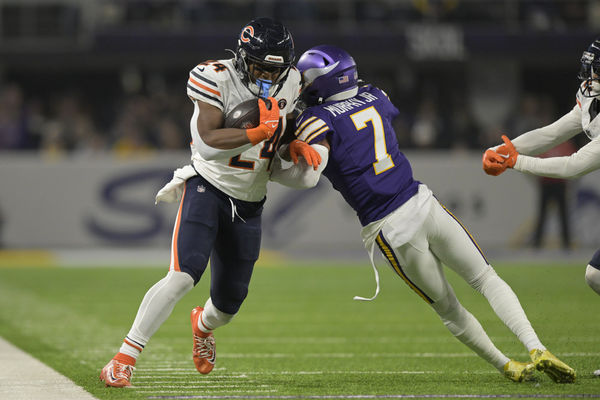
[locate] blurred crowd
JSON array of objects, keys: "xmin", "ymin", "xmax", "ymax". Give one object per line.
[
  {"xmin": 0, "ymin": 75, "xmax": 571, "ymax": 155},
  {"xmin": 0, "ymin": 77, "xmax": 192, "ymax": 157},
  {"xmin": 0, "ymin": 0, "xmax": 594, "ymax": 156},
  {"xmin": 99, "ymin": 0, "xmax": 598, "ymax": 31}
]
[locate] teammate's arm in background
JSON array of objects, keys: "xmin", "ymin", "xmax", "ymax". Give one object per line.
[
  {"xmin": 499, "ymin": 105, "xmax": 582, "ymax": 156},
  {"xmin": 483, "ymin": 105, "xmax": 582, "ymax": 176},
  {"xmin": 513, "ymin": 136, "xmax": 600, "ymax": 178}
]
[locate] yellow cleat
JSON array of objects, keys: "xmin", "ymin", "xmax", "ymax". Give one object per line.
[
  {"xmin": 503, "ymin": 360, "xmax": 536, "ymax": 382},
  {"xmin": 530, "ymin": 349, "xmax": 576, "ymax": 383}
]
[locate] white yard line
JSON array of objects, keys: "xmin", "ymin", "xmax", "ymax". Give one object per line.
[{"xmin": 0, "ymin": 337, "xmax": 98, "ymax": 400}]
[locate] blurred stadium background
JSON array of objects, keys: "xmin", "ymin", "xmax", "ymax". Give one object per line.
[{"xmin": 1, "ymin": 0, "xmax": 600, "ymax": 263}]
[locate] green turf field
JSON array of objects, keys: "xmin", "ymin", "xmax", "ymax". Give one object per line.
[{"xmin": 0, "ymin": 259, "xmax": 599, "ymax": 399}]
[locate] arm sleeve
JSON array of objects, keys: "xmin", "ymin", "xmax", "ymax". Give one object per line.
[
  {"xmin": 270, "ymin": 144, "xmax": 329, "ymax": 189},
  {"xmin": 514, "ymin": 138, "xmax": 600, "ymax": 179},
  {"xmin": 489, "ymin": 105, "xmax": 582, "ymax": 155}
]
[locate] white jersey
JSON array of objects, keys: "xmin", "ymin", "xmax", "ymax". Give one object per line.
[
  {"xmin": 186, "ymin": 58, "xmax": 301, "ymax": 201},
  {"xmin": 495, "ymin": 83, "xmax": 600, "ymax": 179}
]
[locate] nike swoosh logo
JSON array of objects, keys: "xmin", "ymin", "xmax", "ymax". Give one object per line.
[{"xmin": 498, "ymin": 153, "xmax": 510, "ymax": 159}]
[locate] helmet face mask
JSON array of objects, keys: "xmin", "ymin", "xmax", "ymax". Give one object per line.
[
  {"xmin": 579, "ymin": 39, "xmax": 600, "ymax": 97},
  {"xmin": 234, "ymin": 17, "xmax": 294, "ymax": 98},
  {"xmin": 296, "ymin": 45, "xmax": 359, "ymax": 107}
]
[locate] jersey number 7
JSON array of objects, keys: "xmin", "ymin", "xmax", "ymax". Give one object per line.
[{"xmin": 350, "ymin": 106, "xmax": 395, "ymax": 175}]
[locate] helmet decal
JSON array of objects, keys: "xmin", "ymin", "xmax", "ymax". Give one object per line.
[
  {"xmin": 240, "ymin": 26, "xmax": 254, "ymax": 43},
  {"xmin": 302, "ymin": 61, "xmax": 340, "ymax": 85},
  {"xmin": 265, "ymin": 55, "xmax": 285, "ymax": 63}
]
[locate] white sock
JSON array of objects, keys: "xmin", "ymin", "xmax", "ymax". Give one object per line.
[
  {"xmin": 123, "ymin": 270, "xmax": 194, "ymax": 359},
  {"xmin": 119, "ymin": 336, "xmax": 144, "ymax": 359},
  {"xmin": 432, "ymin": 290, "xmax": 509, "ymax": 371},
  {"xmin": 585, "ymin": 265, "xmax": 600, "ymax": 295},
  {"xmin": 198, "ymin": 297, "xmax": 235, "ymax": 333},
  {"xmin": 470, "ymin": 268, "xmax": 545, "ymax": 352}
]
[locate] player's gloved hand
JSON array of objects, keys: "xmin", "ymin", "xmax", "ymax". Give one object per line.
[
  {"xmin": 246, "ymin": 97, "xmax": 280, "ymax": 145},
  {"xmin": 482, "ymin": 149, "xmax": 508, "ymax": 176},
  {"xmin": 499, "ymin": 135, "xmax": 518, "ymax": 168},
  {"xmin": 289, "ymin": 139, "xmax": 322, "ymax": 170}
]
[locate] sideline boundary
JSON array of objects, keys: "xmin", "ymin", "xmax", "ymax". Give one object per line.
[{"xmin": 0, "ymin": 336, "xmax": 98, "ymax": 400}]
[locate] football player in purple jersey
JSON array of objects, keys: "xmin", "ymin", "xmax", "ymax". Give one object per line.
[{"xmin": 271, "ymin": 45, "xmax": 575, "ymax": 383}]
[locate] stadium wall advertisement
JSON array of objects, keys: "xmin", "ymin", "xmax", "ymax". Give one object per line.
[{"xmin": 1, "ymin": 152, "xmax": 598, "ymax": 256}]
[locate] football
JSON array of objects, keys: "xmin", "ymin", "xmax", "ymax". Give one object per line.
[
  {"xmin": 224, "ymin": 98, "xmax": 272, "ymax": 129},
  {"xmin": 224, "ymin": 99, "xmax": 260, "ymax": 129}
]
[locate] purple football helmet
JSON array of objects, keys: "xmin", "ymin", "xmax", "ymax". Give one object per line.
[{"xmin": 296, "ymin": 45, "xmax": 359, "ymax": 106}]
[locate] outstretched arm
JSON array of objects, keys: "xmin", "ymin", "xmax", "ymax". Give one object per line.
[
  {"xmin": 483, "ymin": 105, "xmax": 582, "ymax": 176},
  {"xmin": 515, "ymin": 138, "xmax": 600, "ymax": 179},
  {"xmin": 493, "ymin": 105, "xmax": 582, "ymax": 156}
]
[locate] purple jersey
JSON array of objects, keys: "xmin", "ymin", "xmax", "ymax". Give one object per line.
[{"xmin": 294, "ymin": 85, "xmax": 420, "ymax": 226}]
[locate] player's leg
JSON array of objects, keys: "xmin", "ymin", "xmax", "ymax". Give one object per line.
[
  {"xmin": 190, "ymin": 197, "xmax": 263, "ymax": 374},
  {"xmin": 585, "ymin": 250, "xmax": 600, "ymax": 295},
  {"xmin": 121, "ymin": 271, "xmax": 195, "ymax": 358},
  {"xmin": 209, "ymin": 208, "xmax": 262, "ymax": 316},
  {"xmin": 100, "ymin": 270, "xmax": 195, "ymax": 386},
  {"xmin": 101, "ymin": 177, "xmax": 219, "ymax": 386},
  {"xmin": 428, "ymin": 199, "xmax": 575, "ymax": 383},
  {"xmin": 376, "ymin": 227, "xmax": 533, "ymax": 381}
]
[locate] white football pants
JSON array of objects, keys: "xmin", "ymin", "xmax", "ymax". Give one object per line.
[{"xmin": 377, "ymin": 199, "xmax": 544, "ymax": 371}]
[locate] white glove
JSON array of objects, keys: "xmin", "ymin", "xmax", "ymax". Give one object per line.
[{"xmin": 155, "ymin": 165, "xmax": 197, "ymax": 204}]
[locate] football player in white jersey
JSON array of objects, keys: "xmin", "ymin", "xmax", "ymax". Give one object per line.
[
  {"xmin": 483, "ymin": 38, "xmax": 600, "ymax": 297},
  {"xmin": 100, "ymin": 17, "xmax": 320, "ymax": 387},
  {"xmin": 483, "ymin": 38, "xmax": 600, "ymax": 375}
]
